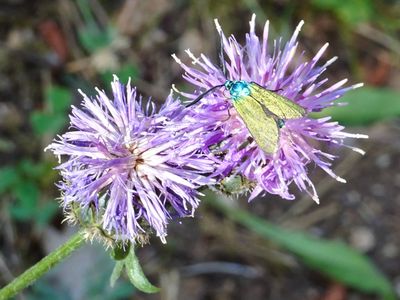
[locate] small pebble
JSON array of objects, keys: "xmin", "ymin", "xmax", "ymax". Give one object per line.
[
  {"xmin": 370, "ymin": 183, "xmax": 386, "ymax": 197},
  {"xmin": 346, "ymin": 190, "xmax": 361, "ymax": 204},
  {"xmin": 375, "ymin": 154, "xmax": 391, "ymax": 169},
  {"xmin": 349, "ymin": 226, "xmax": 376, "ymax": 252},
  {"xmin": 382, "ymin": 243, "xmax": 398, "ymax": 258}
]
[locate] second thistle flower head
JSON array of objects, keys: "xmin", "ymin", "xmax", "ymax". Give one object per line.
[
  {"xmin": 173, "ymin": 14, "xmax": 367, "ymax": 203},
  {"xmin": 46, "ymin": 76, "xmax": 215, "ymax": 244}
]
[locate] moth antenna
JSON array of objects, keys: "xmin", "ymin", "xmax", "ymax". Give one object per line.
[{"xmin": 185, "ymin": 84, "xmax": 225, "ymax": 107}]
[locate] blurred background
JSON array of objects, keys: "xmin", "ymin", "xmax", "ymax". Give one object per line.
[{"xmin": 0, "ymin": 0, "xmax": 399, "ymax": 299}]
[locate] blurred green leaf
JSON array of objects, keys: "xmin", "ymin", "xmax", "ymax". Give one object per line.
[
  {"xmin": 31, "ymin": 85, "xmax": 72, "ymax": 136},
  {"xmin": 35, "ymin": 201, "xmax": 59, "ymax": 226},
  {"xmin": 16, "ymin": 159, "xmax": 57, "ymax": 189},
  {"xmin": 10, "ymin": 181, "xmax": 39, "ymax": 220},
  {"xmin": 312, "ymin": 0, "xmax": 374, "ymax": 24},
  {"xmin": 78, "ymin": 25, "xmax": 116, "ymax": 53},
  {"xmin": 31, "ymin": 112, "xmax": 67, "ymax": 136},
  {"xmin": 0, "ymin": 166, "xmax": 19, "ymax": 194},
  {"xmin": 208, "ymin": 196, "xmax": 395, "ymax": 300},
  {"xmin": 312, "ymin": 87, "xmax": 400, "ymax": 126},
  {"xmin": 76, "ymin": 0, "xmax": 116, "ymax": 53},
  {"xmin": 18, "ymin": 159, "xmax": 36, "ymax": 176},
  {"xmin": 46, "ymin": 86, "xmax": 72, "ymax": 114},
  {"xmin": 18, "ymin": 159, "xmax": 46, "ymax": 178}
]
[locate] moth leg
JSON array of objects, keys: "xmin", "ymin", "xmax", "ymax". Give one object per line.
[
  {"xmin": 222, "ymin": 101, "xmax": 232, "ymax": 122},
  {"xmin": 250, "ymin": 81, "xmax": 283, "ymax": 93}
]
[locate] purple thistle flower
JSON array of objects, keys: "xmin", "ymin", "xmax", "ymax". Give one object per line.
[
  {"xmin": 173, "ymin": 14, "xmax": 367, "ymax": 203},
  {"xmin": 46, "ymin": 76, "xmax": 215, "ymax": 243}
]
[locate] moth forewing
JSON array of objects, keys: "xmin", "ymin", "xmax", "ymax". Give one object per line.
[
  {"xmin": 249, "ymin": 82, "xmax": 305, "ymax": 119},
  {"xmin": 232, "ymin": 95, "xmax": 279, "ymax": 155}
]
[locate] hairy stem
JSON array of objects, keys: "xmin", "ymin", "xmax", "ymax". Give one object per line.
[{"xmin": 0, "ymin": 230, "xmax": 86, "ymax": 300}]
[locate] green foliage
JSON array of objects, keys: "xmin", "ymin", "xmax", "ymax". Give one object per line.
[
  {"xmin": 11, "ymin": 181, "xmax": 39, "ymax": 220},
  {"xmin": 311, "ymin": 0, "xmax": 374, "ymax": 25},
  {"xmin": 76, "ymin": 0, "xmax": 116, "ymax": 53},
  {"xmin": 110, "ymin": 246, "xmax": 159, "ymax": 294},
  {"xmin": 31, "ymin": 85, "xmax": 72, "ymax": 136},
  {"xmin": 312, "ymin": 87, "xmax": 400, "ymax": 125},
  {"xmin": 86, "ymin": 254, "xmax": 135, "ymax": 300},
  {"xmin": 0, "ymin": 159, "xmax": 58, "ymax": 225},
  {"xmin": 207, "ymin": 195, "xmax": 396, "ymax": 300},
  {"xmin": 27, "ymin": 243, "xmax": 135, "ymax": 300},
  {"xmin": 78, "ymin": 25, "xmax": 116, "ymax": 53},
  {"xmin": 0, "ymin": 167, "xmax": 19, "ymax": 194}
]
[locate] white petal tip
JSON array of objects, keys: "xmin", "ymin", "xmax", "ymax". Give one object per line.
[
  {"xmin": 337, "ymin": 177, "xmax": 347, "ymax": 183},
  {"xmin": 354, "ymin": 134, "xmax": 369, "ymax": 139},
  {"xmin": 214, "ymin": 18, "xmax": 222, "ymax": 33},
  {"xmin": 77, "ymin": 89, "xmax": 86, "ymax": 97},
  {"xmin": 330, "ymin": 56, "xmax": 338, "ymax": 62},
  {"xmin": 293, "ymin": 20, "xmax": 305, "ymax": 35},
  {"xmin": 352, "ymin": 147, "xmax": 366, "ymax": 155},
  {"xmin": 353, "ymin": 82, "xmax": 364, "ymax": 89},
  {"xmin": 250, "ymin": 14, "xmax": 256, "ymax": 26},
  {"xmin": 171, "ymin": 53, "xmax": 181, "ymax": 64},
  {"xmin": 171, "ymin": 84, "xmax": 181, "ymax": 94},
  {"xmin": 313, "ymin": 197, "xmax": 320, "ymax": 204},
  {"xmin": 184, "ymin": 49, "xmax": 198, "ymax": 64}
]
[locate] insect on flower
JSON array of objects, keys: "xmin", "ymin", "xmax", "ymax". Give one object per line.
[
  {"xmin": 173, "ymin": 15, "xmax": 368, "ymax": 203},
  {"xmin": 183, "ymin": 30, "xmax": 306, "ymax": 156}
]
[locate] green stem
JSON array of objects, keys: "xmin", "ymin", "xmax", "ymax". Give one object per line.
[{"xmin": 0, "ymin": 230, "xmax": 86, "ymax": 300}]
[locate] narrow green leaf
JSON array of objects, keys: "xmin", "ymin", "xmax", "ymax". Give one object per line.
[
  {"xmin": 124, "ymin": 247, "xmax": 159, "ymax": 293},
  {"xmin": 207, "ymin": 196, "xmax": 395, "ymax": 300},
  {"xmin": 78, "ymin": 25, "xmax": 115, "ymax": 53},
  {"xmin": 312, "ymin": 87, "xmax": 400, "ymax": 126},
  {"xmin": 110, "ymin": 261, "xmax": 125, "ymax": 288}
]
